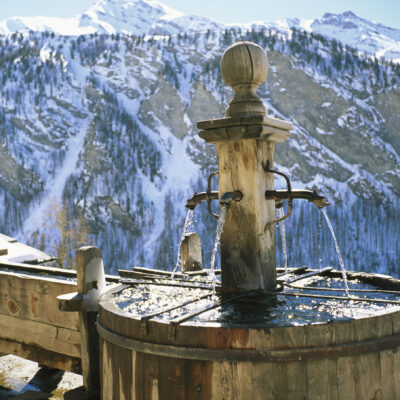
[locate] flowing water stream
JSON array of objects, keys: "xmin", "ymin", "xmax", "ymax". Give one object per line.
[
  {"xmin": 171, "ymin": 209, "xmax": 194, "ymax": 280},
  {"xmin": 209, "ymin": 204, "xmax": 228, "ymax": 291},
  {"xmin": 321, "ymin": 208, "xmax": 350, "ymax": 296},
  {"xmin": 317, "ymin": 211, "xmax": 323, "ymax": 271},
  {"xmin": 277, "ymin": 207, "xmax": 288, "ymax": 273}
]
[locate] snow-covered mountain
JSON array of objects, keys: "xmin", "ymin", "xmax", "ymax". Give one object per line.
[
  {"xmin": 0, "ymin": 0, "xmax": 220, "ymax": 36},
  {"xmin": 1, "ymin": 1, "xmax": 400, "ymax": 63},
  {"xmin": 0, "ymin": 0, "xmax": 399, "ymax": 276},
  {"xmin": 311, "ymin": 11, "xmax": 400, "ymax": 63}
]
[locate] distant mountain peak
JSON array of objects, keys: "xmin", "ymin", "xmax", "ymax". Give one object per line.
[
  {"xmin": 0, "ymin": 4, "xmax": 399, "ymax": 62},
  {"xmin": 311, "ymin": 11, "xmax": 400, "ymax": 61},
  {"xmin": 0, "ymin": 0, "xmax": 218, "ymax": 36}
]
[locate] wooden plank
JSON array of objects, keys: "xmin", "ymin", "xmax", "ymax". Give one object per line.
[
  {"xmin": 100, "ymin": 338, "xmax": 112, "ymax": 400},
  {"xmin": 380, "ymin": 350, "xmax": 395, "ymax": 400},
  {"xmin": 184, "ymin": 360, "xmax": 213, "ymax": 400},
  {"xmin": 306, "ymin": 359, "xmax": 338, "ymax": 400},
  {"xmin": 253, "ymin": 361, "xmax": 287, "ymax": 400},
  {"xmin": 394, "ymin": 347, "xmax": 400, "ymax": 399},
  {"xmin": 378, "ymin": 313, "xmax": 395, "ymax": 400},
  {"xmin": 57, "ymin": 292, "xmax": 83, "ymax": 312},
  {"xmin": 355, "ymin": 352, "xmax": 382, "ymax": 400},
  {"xmin": 304, "ymin": 323, "xmax": 335, "ymax": 348},
  {"xmin": 115, "ymin": 346, "xmax": 133, "ymax": 400},
  {"xmin": 0, "ymin": 259, "xmax": 118, "ymax": 283},
  {"xmin": 0, "ymin": 337, "xmax": 81, "ymax": 374},
  {"xmin": 211, "ymin": 361, "xmax": 239, "ymax": 400},
  {"xmin": 199, "ymin": 124, "xmax": 289, "ymax": 144},
  {"xmin": 197, "ymin": 114, "xmax": 292, "ymax": 131},
  {"xmin": 353, "ymin": 318, "xmax": 381, "ymax": 399},
  {"xmin": 143, "ymin": 354, "xmax": 160, "ymax": 400},
  {"xmin": 0, "ymin": 312, "xmax": 80, "ymax": 358},
  {"xmin": 286, "ymin": 361, "xmax": 307, "ymax": 400},
  {"xmin": 236, "ymin": 362, "xmax": 253, "ymax": 400},
  {"xmin": 158, "ymin": 356, "xmax": 186, "ymax": 400},
  {"xmin": 0, "ymin": 271, "xmax": 79, "ymax": 330},
  {"xmin": 304, "ymin": 322, "xmax": 337, "ymax": 400},
  {"xmin": 271, "ymin": 325, "xmax": 306, "ymax": 349},
  {"xmin": 0, "ymin": 260, "xmax": 74, "ymax": 278},
  {"xmin": 134, "ymin": 352, "xmax": 145, "ymax": 400},
  {"xmin": 269, "ymin": 326, "xmax": 307, "ymax": 400},
  {"xmin": 131, "ymin": 351, "xmax": 137, "ymax": 400},
  {"xmin": 109, "ymin": 341, "xmax": 121, "ymax": 400},
  {"xmin": 284, "ymin": 267, "xmax": 332, "ymax": 284},
  {"xmin": 337, "ymin": 356, "xmax": 356, "ymax": 400}
]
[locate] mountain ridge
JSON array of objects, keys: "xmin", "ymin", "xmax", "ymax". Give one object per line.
[
  {"xmin": 1, "ymin": 1, "xmax": 400, "ymax": 62},
  {"xmin": 0, "ymin": 2, "xmax": 399, "ymax": 274}
]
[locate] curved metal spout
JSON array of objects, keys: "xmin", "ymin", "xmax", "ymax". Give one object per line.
[
  {"xmin": 185, "ymin": 190, "xmax": 244, "ymax": 210},
  {"xmin": 265, "ymin": 189, "xmax": 330, "ymax": 209},
  {"xmin": 185, "ymin": 191, "xmax": 218, "ymax": 210}
]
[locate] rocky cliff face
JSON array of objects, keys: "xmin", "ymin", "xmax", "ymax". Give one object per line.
[{"xmin": 0, "ymin": 2, "xmax": 399, "ymax": 275}]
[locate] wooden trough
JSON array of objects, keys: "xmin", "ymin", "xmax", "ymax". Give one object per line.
[
  {"xmin": 0, "ymin": 246, "xmax": 117, "ymax": 394},
  {"xmin": 98, "ymin": 271, "xmax": 400, "ymax": 400}
]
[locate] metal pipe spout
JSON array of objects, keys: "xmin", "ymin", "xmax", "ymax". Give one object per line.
[
  {"xmin": 265, "ymin": 189, "xmax": 330, "ymax": 209},
  {"xmin": 185, "ymin": 191, "xmax": 218, "ymax": 210}
]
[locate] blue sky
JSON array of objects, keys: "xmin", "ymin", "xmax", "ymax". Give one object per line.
[{"xmin": 1, "ymin": 0, "xmax": 400, "ymax": 29}]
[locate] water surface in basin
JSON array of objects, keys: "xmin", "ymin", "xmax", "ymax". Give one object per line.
[{"xmin": 113, "ymin": 274, "xmax": 400, "ymax": 327}]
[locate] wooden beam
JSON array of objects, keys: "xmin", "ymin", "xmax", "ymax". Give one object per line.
[
  {"xmin": 0, "ymin": 260, "xmax": 76, "ymax": 278},
  {"xmin": 57, "ymin": 292, "xmax": 83, "ymax": 312},
  {"xmin": 76, "ymin": 246, "xmax": 105, "ymax": 392},
  {"xmin": 197, "ymin": 114, "xmax": 292, "ymax": 131},
  {"xmin": 180, "ymin": 233, "xmax": 203, "ymax": 273},
  {"xmin": 0, "ymin": 337, "xmax": 81, "ymax": 374},
  {"xmin": 0, "ymin": 271, "xmax": 79, "ymax": 330},
  {"xmin": 0, "ymin": 313, "xmax": 81, "ymax": 358},
  {"xmin": 199, "ymin": 124, "xmax": 290, "ymax": 144}
]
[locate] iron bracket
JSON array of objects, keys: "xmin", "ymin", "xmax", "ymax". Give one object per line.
[
  {"xmin": 207, "ymin": 171, "xmax": 219, "ymax": 219},
  {"xmin": 262, "ymin": 161, "xmax": 293, "ymax": 232}
]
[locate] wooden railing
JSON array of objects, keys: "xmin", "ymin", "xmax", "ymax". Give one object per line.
[{"xmin": 0, "ymin": 246, "xmax": 116, "ymax": 393}]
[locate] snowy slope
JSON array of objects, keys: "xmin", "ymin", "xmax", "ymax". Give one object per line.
[
  {"xmin": 311, "ymin": 11, "xmax": 400, "ymax": 63},
  {"xmin": 1, "ymin": 1, "xmax": 399, "ymax": 63},
  {"xmin": 0, "ymin": 0, "xmax": 220, "ymax": 36},
  {"xmin": 0, "ymin": 1, "xmax": 400, "ymax": 275}
]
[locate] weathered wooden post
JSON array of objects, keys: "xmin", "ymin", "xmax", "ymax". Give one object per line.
[
  {"xmin": 57, "ymin": 246, "xmax": 105, "ymax": 392},
  {"xmin": 198, "ymin": 41, "xmax": 292, "ymax": 291},
  {"xmin": 180, "ymin": 232, "xmax": 203, "ymax": 272}
]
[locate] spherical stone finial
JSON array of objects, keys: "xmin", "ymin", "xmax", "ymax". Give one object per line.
[{"xmin": 220, "ymin": 41, "xmax": 269, "ymax": 118}]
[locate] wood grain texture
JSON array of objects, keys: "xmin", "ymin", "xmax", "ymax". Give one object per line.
[
  {"xmin": 197, "ymin": 114, "xmax": 292, "ymax": 131},
  {"xmin": 0, "ymin": 312, "xmax": 80, "ymax": 357},
  {"xmin": 0, "ymin": 271, "xmax": 78, "ymax": 330},
  {"xmin": 199, "ymin": 125, "xmax": 289, "ymax": 144},
  {"xmin": 180, "ymin": 233, "xmax": 203, "ymax": 273},
  {"xmin": 76, "ymin": 246, "xmax": 104, "ymax": 392},
  {"xmin": 217, "ymin": 139, "xmax": 276, "ymax": 291},
  {"xmin": 306, "ymin": 359, "xmax": 337, "ymax": 400},
  {"xmin": 220, "ymin": 41, "xmax": 268, "ymax": 118},
  {"xmin": 99, "ymin": 281, "xmax": 400, "ymax": 399},
  {"xmin": 0, "ymin": 337, "xmax": 81, "ymax": 373},
  {"xmin": 184, "ymin": 360, "xmax": 213, "ymax": 400},
  {"xmin": 355, "ymin": 352, "xmax": 382, "ymax": 400},
  {"xmin": 287, "ymin": 361, "xmax": 307, "ymax": 400}
]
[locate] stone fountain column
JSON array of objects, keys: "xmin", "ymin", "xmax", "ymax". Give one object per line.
[{"xmin": 198, "ymin": 41, "xmax": 292, "ymax": 291}]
